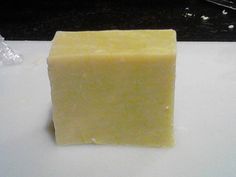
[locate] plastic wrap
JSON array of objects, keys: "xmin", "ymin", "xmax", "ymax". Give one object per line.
[
  {"xmin": 206, "ymin": 0, "xmax": 236, "ymax": 10},
  {"xmin": 0, "ymin": 35, "xmax": 23, "ymax": 65}
]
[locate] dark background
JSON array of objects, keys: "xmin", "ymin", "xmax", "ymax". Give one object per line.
[{"xmin": 1, "ymin": 0, "xmax": 236, "ymax": 41}]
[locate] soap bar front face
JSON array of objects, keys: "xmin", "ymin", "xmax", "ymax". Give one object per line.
[{"xmin": 48, "ymin": 30, "xmax": 176, "ymax": 147}]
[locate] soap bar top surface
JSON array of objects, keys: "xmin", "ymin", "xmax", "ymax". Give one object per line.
[{"xmin": 49, "ymin": 30, "xmax": 176, "ymax": 58}]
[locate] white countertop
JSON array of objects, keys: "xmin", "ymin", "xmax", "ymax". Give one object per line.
[{"xmin": 1, "ymin": 41, "xmax": 236, "ymax": 177}]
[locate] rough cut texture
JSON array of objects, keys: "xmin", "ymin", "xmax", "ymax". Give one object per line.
[{"xmin": 48, "ymin": 30, "xmax": 176, "ymax": 147}]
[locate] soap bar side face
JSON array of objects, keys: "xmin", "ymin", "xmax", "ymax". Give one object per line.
[{"xmin": 48, "ymin": 30, "xmax": 176, "ymax": 147}]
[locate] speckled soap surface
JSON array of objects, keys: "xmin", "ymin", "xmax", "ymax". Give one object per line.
[{"xmin": 48, "ymin": 30, "xmax": 176, "ymax": 146}]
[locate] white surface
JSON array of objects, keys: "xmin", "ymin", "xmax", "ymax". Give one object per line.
[{"xmin": 1, "ymin": 41, "xmax": 236, "ymax": 177}]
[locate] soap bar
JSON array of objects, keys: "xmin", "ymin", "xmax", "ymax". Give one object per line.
[{"xmin": 48, "ymin": 30, "xmax": 176, "ymax": 147}]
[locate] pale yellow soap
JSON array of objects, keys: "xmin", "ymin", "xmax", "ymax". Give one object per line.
[{"xmin": 48, "ymin": 30, "xmax": 176, "ymax": 147}]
